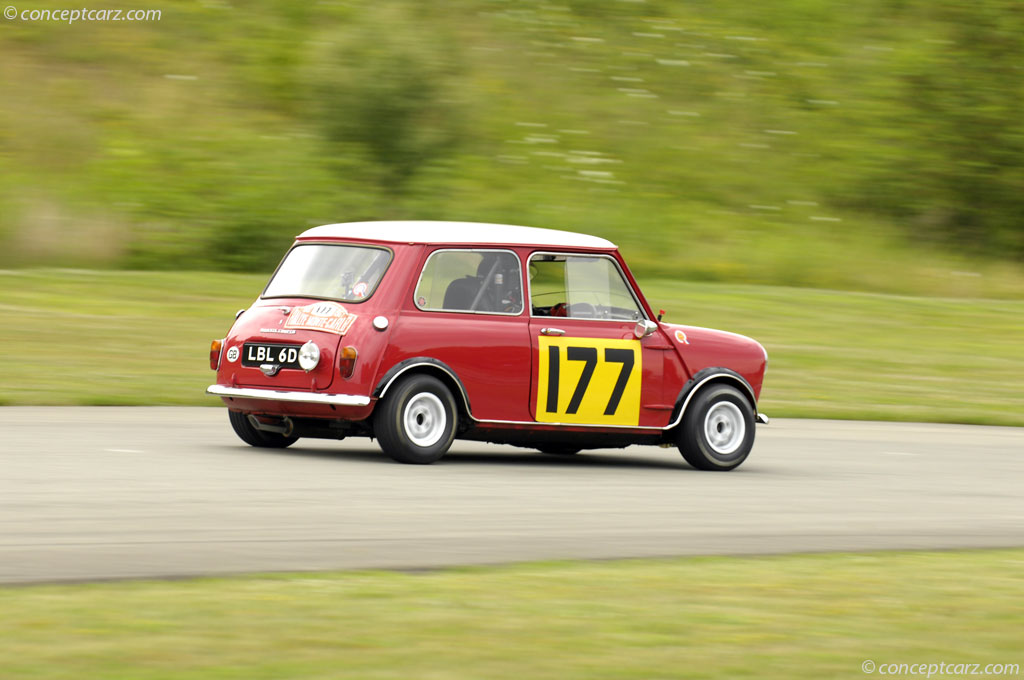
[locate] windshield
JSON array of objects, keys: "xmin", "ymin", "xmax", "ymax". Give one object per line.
[{"xmin": 263, "ymin": 244, "xmax": 392, "ymax": 302}]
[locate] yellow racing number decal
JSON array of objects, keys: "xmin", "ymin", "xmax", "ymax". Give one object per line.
[{"xmin": 536, "ymin": 336, "xmax": 642, "ymax": 426}]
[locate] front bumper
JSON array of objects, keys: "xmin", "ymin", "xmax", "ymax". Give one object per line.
[{"xmin": 207, "ymin": 384, "xmax": 371, "ymax": 407}]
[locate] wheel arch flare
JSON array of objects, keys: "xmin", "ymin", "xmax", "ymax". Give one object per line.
[{"xmin": 667, "ymin": 368, "xmax": 763, "ymax": 433}]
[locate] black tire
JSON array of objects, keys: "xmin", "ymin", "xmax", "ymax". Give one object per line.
[
  {"xmin": 228, "ymin": 410, "xmax": 298, "ymax": 449},
  {"xmin": 375, "ymin": 375, "xmax": 457, "ymax": 464},
  {"xmin": 676, "ymin": 384, "xmax": 755, "ymax": 471},
  {"xmin": 537, "ymin": 445, "xmax": 581, "ymax": 456}
]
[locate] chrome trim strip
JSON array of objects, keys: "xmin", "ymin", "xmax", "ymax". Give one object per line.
[
  {"xmin": 382, "ymin": 365, "xmax": 758, "ymax": 433},
  {"xmin": 756, "ymin": 413, "xmax": 770, "ymax": 425},
  {"xmin": 472, "ymin": 376, "xmax": 753, "ymax": 432},
  {"xmin": 207, "ymin": 385, "xmax": 370, "ymax": 407},
  {"xmin": 381, "ymin": 368, "xmax": 753, "ymax": 432},
  {"xmin": 378, "ymin": 362, "xmax": 660, "ymax": 430},
  {"xmin": 473, "ymin": 417, "xmax": 664, "ymax": 431}
]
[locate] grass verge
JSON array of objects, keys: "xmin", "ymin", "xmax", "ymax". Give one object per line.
[
  {"xmin": 2, "ymin": 550, "xmax": 1022, "ymax": 679},
  {"xmin": 1, "ymin": 269, "xmax": 1022, "ymax": 425}
]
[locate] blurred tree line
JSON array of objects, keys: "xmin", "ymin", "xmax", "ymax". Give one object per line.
[
  {"xmin": 848, "ymin": 1, "xmax": 1024, "ymax": 258},
  {"xmin": 0, "ymin": 0, "xmax": 1021, "ymax": 289}
]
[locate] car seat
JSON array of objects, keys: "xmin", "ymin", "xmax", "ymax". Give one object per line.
[{"xmin": 442, "ymin": 276, "xmax": 480, "ymax": 311}]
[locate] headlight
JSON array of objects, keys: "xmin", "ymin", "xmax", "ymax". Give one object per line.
[{"xmin": 298, "ymin": 341, "xmax": 320, "ymax": 372}]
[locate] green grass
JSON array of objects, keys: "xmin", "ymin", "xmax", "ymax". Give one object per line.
[
  {"xmin": 0, "ymin": 269, "xmax": 264, "ymax": 406},
  {"xmin": 2, "ymin": 269, "xmax": 1022, "ymax": 425},
  {"xmin": 2, "ymin": 550, "xmax": 1022, "ymax": 679},
  {"xmin": 650, "ymin": 281, "xmax": 1024, "ymax": 426}
]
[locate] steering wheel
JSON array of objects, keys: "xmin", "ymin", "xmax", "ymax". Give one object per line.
[{"xmin": 567, "ymin": 302, "xmax": 597, "ymax": 319}]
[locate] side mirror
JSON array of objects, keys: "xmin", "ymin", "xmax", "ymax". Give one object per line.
[{"xmin": 634, "ymin": 319, "xmax": 658, "ymax": 339}]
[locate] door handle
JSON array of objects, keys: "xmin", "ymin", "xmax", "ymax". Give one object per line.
[{"xmin": 540, "ymin": 327, "xmax": 565, "ymax": 336}]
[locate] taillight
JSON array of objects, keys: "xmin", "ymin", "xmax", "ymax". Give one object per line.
[
  {"xmin": 210, "ymin": 339, "xmax": 223, "ymax": 370},
  {"xmin": 338, "ymin": 346, "xmax": 357, "ymax": 378}
]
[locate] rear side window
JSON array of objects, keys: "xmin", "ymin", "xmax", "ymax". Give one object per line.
[{"xmin": 414, "ymin": 249, "xmax": 524, "ymax": 315}]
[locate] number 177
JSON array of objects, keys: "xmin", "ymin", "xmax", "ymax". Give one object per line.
[{"xmin": 545, "ymin": 345, "xmax": 635, "ymax": 416}]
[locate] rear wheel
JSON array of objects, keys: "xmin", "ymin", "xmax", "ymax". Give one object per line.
[
  {"xmin": 677, "ymin": 384, "xmax": 754, "ymax": 471},
  {"xmin": 228, "ymin": 410, "xmax": 298, "ymax": 449},
  {"xmin": 375, "ymin": 375, "xmax": 457, "ymax": 464}
]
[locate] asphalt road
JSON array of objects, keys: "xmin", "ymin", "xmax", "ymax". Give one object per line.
[{"xmin": 2, "ymin": 407, "xmax": 1022, "ymax": 584}]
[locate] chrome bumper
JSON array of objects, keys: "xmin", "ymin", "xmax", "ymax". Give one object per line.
[
  {"xmin": 756, "ymin": 413, "xmax": 770, "ymax": 425},
  {"xmin": 207, "ymin": 385, "xmax": 371, "ymax": 407}
]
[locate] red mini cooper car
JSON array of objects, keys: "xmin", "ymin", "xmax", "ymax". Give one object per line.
[{"xmin": 208, "ymin": 221, "xmax": 768, "ymax": 470}]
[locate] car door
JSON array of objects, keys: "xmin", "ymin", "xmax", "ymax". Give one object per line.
[
  {"xmin": 386, "ymin": 247, "xmax": 533, "ymax": 422},
  {"xmin": 527, "ymin": 252, "xmax": 676, "ymax": 428}
]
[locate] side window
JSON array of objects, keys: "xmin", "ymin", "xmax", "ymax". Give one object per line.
[
  {"xmin": 530, "ymin": 254, "xmax": 642, "ymax": 321},
  {"xmin": 414, "ymin": 250, "xmax": 524, "ymax": 315}
]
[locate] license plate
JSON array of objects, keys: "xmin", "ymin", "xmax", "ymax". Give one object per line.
[{"xmin": 242, "ymin": 343, "xmax": 302, "ymax": 369}]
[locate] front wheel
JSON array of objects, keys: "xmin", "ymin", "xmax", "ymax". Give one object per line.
[
  {"xmin": 375, "ymin": 375, "xmax": 457, "ymax": 464},
  {"xmin": 228, "ymin": 410, "xmax": 298, "ymax": 449},
  {"xmin": 676, "ymin": 384, "xmax": 755, "ymax": 471}
]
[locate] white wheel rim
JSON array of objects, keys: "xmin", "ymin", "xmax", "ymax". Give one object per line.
[
  {"xmin": 703, "ymin": 402, "xmax": 745, "ymax": 455},
  {"xmin": 403, "ymin": 393, "xmax": 446, "ymax": 448}
]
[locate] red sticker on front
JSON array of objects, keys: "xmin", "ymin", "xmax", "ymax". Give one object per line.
[{"xmin": 283, "ymin": 302, "xmax": 357, "ymax": 336}]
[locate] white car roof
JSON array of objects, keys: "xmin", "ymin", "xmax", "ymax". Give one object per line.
[{"xmin": 297, "ymin": 221, "xmax": 616, "ymax": 249}]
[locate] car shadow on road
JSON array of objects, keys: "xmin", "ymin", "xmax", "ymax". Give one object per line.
[
  {"xmin": 213, "ymin": 443, "xmax": 704, "ymax": 471},
  {"xmin": 441, "ymin": 450, "xmax": 691, "ymax": 470}
]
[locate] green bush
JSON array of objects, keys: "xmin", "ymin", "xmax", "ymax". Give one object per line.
[{"xmin": 308, "ymin": 4, "xmax": 465, "ymax": 194}]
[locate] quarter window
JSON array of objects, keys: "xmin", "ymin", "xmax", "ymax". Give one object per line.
[
  {"xmin": 415, "ymin": 250, "xmax": 524, "ymax": 315},
  {"xmin": 529, "ymin": 254, "xmax": 643, "ymax": 321}
]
